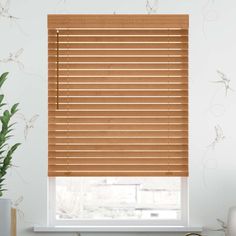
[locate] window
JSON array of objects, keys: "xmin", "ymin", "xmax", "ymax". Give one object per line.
[
  {"xmin": 49, "ymin": 177, "xmax": 187, "ymax": 225},
  {"xmin": 48, "ymin": 14, "xmax": 189, "ymax": 226}
]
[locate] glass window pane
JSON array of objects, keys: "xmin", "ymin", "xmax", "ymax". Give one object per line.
[{"xmin": 56, "ymin": 177, "xmax": 181, "ymax": 220}]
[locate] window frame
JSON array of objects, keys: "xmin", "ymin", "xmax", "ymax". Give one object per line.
[{"xmin": 48, "ymin": 177, "xmax": 188, "ymax": 226}]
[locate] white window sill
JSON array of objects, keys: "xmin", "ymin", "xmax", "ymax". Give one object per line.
[{"xmin": 33, "ymin": 225, "xmax": 202, "ymax": 233}]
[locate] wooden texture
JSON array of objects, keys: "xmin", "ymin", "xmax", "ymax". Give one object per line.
[
  {"xmin": 48, "ymin": 14, "xmax": 189, "ymax": 177},
  {"xmin": 11, "ymin": 208, "xmax": 16, "ymax": 236},
  {"xmin": 48, "ymin": 14, "xmax": 189, "ymax": 29}
]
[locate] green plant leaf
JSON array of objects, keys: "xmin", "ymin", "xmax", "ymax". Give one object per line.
[
  {"xmin": 3, "ymin": 110, "xmax": 10, "ymax": 118},
  {"xmin": 3, "ymin": 156, "xmax": 11, "ymax": 165},
  {"xmin": 6, "ymin": 129, "xmax": 13, "ymax": 134},
  {"xmin": 0, "ymin": 144, "xmax": 8, "ymax": 150},
  {"xmin": 0, "ymin": 104, "xmax": 6, "ymax": 109},
  {"xmin": 0, "ymin": 72, "xmax": 8, "ymax": 89},
  {"xmin": 0, "ymin": 95, "xmax": 4, "ymax": 104},
  {"xmin": 11, "ymin": 103, "xmax": 19, "ymax": 115},
  {"xmin": 5, "ymin": 135, "xmax": 13, "ymax": 140},
  {"xmin": 8, "ymin": 123, "xmax": 16, "ymax": 129},
  {"xmin": 10, "ymin": 143, "xmax": 21, "ymax": 153},
  {"xmin": 0, "ymin": 73, "xmax": 20, "ymax": 198}
]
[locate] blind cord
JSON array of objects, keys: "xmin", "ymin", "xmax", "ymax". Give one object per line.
[{"xmin": 56, "ymin": 30, "xmax": 59, "ymax": 109}]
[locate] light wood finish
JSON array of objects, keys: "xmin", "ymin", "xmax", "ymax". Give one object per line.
[
  {"xmin": 49, "ymin": 130, "xmax": 188, "ymax": 137},
  {"xmin": 48, "ymin": 29, "xmax": 188, "ymax": 35},
  {"xmin": 49, "ymin": 50, "xmax": 188, "ymax": 57},
  {"xmin": 48, "ymin": 117, "xmax": 188, "ymax": 123},
  {"xmin": 49, "ymin": 151, "xmax": 188, "ymax": 158},
  {"xmin": 49, "ymin": 123, "xmax": 188, "ymax": 130},
  {"xmin": 48, "ymin": 14, "xmax": 189, "ymax": 177},
  {"xmin": 48, "ymin": 36, "xmax": 188, "ymax": 43},
  {"xmin": 48, "ymin": 83, "xmax": 188, "ymax": 90},
  {"xmin": 48, "ymin": 56, "xmax": 188, "ymax": 63},
  {"xmin": 49, "ymin": 96, "xmax": 188, "ymax": 104},
  {"xmin": 48, "ymin": 172, "xmax": 188, "ymax": 176},
  {"xmin": 49, "ymin": 90, "xmax": 188, "ymax": 97},
  {"xmin": 48, "ymin": 63, "xmax": 188, "ymax": 69},
  {"xmin": 48, "ymin": 42, "xmax": 188, "ymax": 49},
  {"xmin": 48, "ymin": 14, "xmax": 189, "ymax": 29},
  {"xmin": 49, "ymin": 137, "xmax": 188, "ymax": 144},
  {"xmin": 48, "ymin": 76, "xmax": 188, "ymax": 83},
  {"xmin": 11, "ymin": 208, "xmax": 16, "ymax": 236}
]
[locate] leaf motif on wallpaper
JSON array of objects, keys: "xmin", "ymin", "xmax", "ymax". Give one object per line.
[
  {"xmin": 0, "ymin": 0, "xmax": 27, "ymax": 36},
  {"xmin": 202, "ymin": 124, "xmax": 225, "ymax": 186},
  {"xmin": 208, "ymin": 124, "xmax": 225, "ymax": 149},
  {"xmin": 146, "ymin": 0, "xmax": 158, "ymax": 14},
  {"xmin": 216, "ymin": 219, "xmax": 228, "ymax": 233},
  {"xmin": 206, "ymin": 70, "xmax": 233, "ymax": 118},
  {"xmin": 205, "ymin": 219, "xmax": 228, "ymax": 236},
  {"xmin": 212, "ymin": 70, "xmax": 234, "ymax": 96},
  {"xmin": 0, "ymin": 0, "xmax": 18, "ymax": 20},
  {"xmin": 0, "ymin": 48, "xmax": 24, "ymax": 70},
  {"xmin": 17, "ymin": 114, "xmax": 39, "ymax": 140}
]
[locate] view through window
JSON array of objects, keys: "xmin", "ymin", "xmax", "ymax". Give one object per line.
[{"xmin": 55, "ymin": 177, "xmax": 182, "ymax": 220}]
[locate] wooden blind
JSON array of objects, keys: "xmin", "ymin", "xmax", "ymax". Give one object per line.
[{"xmin": 48, "ymin": 14, "xmax": 189, "ymax": 177}]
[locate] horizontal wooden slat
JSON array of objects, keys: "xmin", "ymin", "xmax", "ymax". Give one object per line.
[
  {"xmin": 49, "ymin": 144, "xmax": 187, "ymax": 151},
  {"xmin": 49, "ymin": 110, "xmax": 187, "ymax": 117},
  {"xmin": 48, "ymin": 150, "xmax": 188, "ymax": 157},
  {"xmin": 49, "ymin": 164, "xmax": 187, "ymax": 171},
  {"xmin": 49, "ymin": 97, "xmax": 188, "ymax": 104},
  {"xmin": 48, "ymin": 56, "xmax": 188, "ymax": 63},
  {"xmin": 49, "ymin": 104, "xmax": 187, "ymax": 111},
  {"xmin": 48, "ymin": 69, "xmax": 188, "ymax": 77},
  {"xmin": 48, "ymin": 29, "xmax": 188, "ymax": 36},
  {"xmin": 48, "ymin": 76, "xmax": 188, "ymax": 83},
  {"xmin": 48, "ymin": 171, "xmax": 188, "ymax": 177},
  {"xmin": 48, "ymin": 157, "xmax": 188, "ymax": 165},
  {"xmin": 49, "ymin": 50, "xmax": 187, "ymax": 57},
  {"xmin": 50, "ymin": 103, "xmax": 187, "ymax": 109},
  {"xmin": 49, "ymin": 90, "xmax": 187, "ymax": 97},
  {"xmin": 49, "ymin": 36, "xmax": 188, "ymax": 43},
  {"xmin": 48, "ymin": 63, "xmax": 188, "ymax": 70},
  {"xmin": 48, "ymin": 14, "xmax": 189, "ymax": 29},
  {"xmin": 48, "ymin": 42, "xmax": 188, "ymax": 49},
  {"xmin": 48, "ymin": 170, "xmax": 188, "ymax": 177},
  {"xmin": 49, "ymin": 137, "xmax": 187, "ymax": 144},
  {"xmin": 48, "ymin": 117, "xmax": 187, "ymax": 124},
  {"xmin": 48, "ymin": 130, "xmax": 188, "ymax": 137},
  {"xmin": 49, "ymin": 83, "xmax": 188, "ymax": 90},
  {"xmin": 49, "ymin": 123, "xmax": 188, "ymax": 131}
]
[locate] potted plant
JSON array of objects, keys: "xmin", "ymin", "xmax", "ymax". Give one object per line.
[{"xmin": 0, "ymin": 72, "xmax": 21, "ymax": 236}]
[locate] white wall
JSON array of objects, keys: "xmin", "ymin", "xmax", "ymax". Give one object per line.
[{"xmin": 1, "ymin": 0, "xmax": 236, "ymax": 235}]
